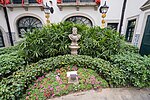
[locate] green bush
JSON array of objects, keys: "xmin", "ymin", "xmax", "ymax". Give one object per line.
[
  {"xmin": 1, "ymin": 54, "xmax": 149, "ymax": 99},
  {"xmin": 119, "ymin": 41, "xmax": 139, "ymax": 53},
  {"xmin": 0, "ymin": 55, "xmax": 123, "ymax": 100},
  {"xmin": 0, "ymin": 46, "xmax": 19, "ymax": 55},
  {"xmin": 19, "ymin": 22, "xmax": 122, "ymax": 62},
  {"xmin": 110, "ymin": 52, "xmax": 150, "ymax": 87},
  {"xmin": 0, "ymin": 52, "xmax": 25, "ymax": 79}
]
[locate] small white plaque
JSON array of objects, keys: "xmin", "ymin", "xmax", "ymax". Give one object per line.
[
  {"xmin": 67, "ymin": 71, "xmax": 77, "ymax": 77},
  {"xmin": 67, "ymin": 71, "xmax": 78, "ymax": 84}
]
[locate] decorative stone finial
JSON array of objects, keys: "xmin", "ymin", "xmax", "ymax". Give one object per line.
[{"xmin": 68, "ymin": 27, "xmax": 81, "ymax": 55}]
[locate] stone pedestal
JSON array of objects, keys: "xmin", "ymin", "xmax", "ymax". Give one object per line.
[{"xmin": 69, "ymin": 45, "xmax": 80, "ymax": 55}]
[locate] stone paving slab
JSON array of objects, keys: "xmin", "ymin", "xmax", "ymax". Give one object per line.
[{"xmin": 49, "ymin": 88, "xmax": 150, "ymax": 100}]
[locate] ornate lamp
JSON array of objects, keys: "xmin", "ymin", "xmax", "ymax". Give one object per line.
[
  {"xmin": 99, "ymin": 1, "xmax": 109, "ymax": 28},
  {"xmin": 43, "ymin": 1, "xmax": 54, "ymax": 24}
]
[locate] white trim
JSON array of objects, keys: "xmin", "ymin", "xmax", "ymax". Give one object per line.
[
  {"xmin": 61, "ymin": 13, "xmax": 96, "ymax": 26},
  {"xmin": 124, "ymin": 15, "xmax": 139, "ymax": 44},
  {"xmin": 13, "ymin": 13, "xmax": 44, "ymax": 42},
  {"xmin": 138, "ymin": 10, "xmax": 150, "ymax": 48}
]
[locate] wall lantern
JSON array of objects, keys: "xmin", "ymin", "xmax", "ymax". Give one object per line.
[
  {"xmin": 99, "ymin": 1, "xmax": 109, "ymax": 28},
  {"xmin": 43, "ymin": 1, "xmax": 54, "ymax": 24}
]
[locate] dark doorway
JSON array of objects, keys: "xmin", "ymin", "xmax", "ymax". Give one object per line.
[
  {"xmin": 140, "ymin": 15, "xmax": 150, "ymax": 55},
  {"xmin": 0, "ymin": 30, "xmax": 5, "ymax": 47}
]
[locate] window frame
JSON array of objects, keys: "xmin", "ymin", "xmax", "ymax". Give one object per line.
[
  {"xmin": 107, "ymin": 23, "xmax": 119, "ymax": 31},
  {"xmin": 65, "ymin": 16, "xmax": 93, "ymax": 27},
  {"xmin": 125, "ymin": 19, "xmax": 136, "ymax": 43},
  {"xmin": 17, "ymin": 16, "xmax": 43, "ymax": 38}
]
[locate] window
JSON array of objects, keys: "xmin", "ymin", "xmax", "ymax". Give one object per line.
[
  {"xmin": 107, "ymin": 23, "xmax": 118, "ymax": 30},
  {"xmin": 125, "ymin": 19, "xmax": 136, "ymax": 42},
  {"xmin": 13, "ymin": 0, "xmax": 22, "ymax": 4},
  {"xmin": 0, "ymin": 30, "xmax": 5, "ymax": 47},
  {"xmin": 28, "ymin": 0, "xmax": 37, "ymax": 3},
  {"xmin": 63, "ymin": 0, "xmax": 76, "ymax": 3},
  {"xmin": 12, "ymin": 0, "xmax": 37, "ymax": 4},
  {"xmin": 80, "ymin": 0, "xmax": 95, "ymax": 2},
  {"xmin": 65, "ymin": 16, "xmax": 93, "ymax": 27},
  {"xmin": 17, "ymin": 16, "xmax": 43, "ymax": 38},
  {"xmin": 62, "ymin": 0, "xmax": 95, "ymax": 3}
]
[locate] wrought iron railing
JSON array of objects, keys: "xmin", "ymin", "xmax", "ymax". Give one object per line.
[
  {"xmin": 62, "ymin": 0, "xmax": 95, "ymax": 3},
  {"xmin": 80, "ymin": 0, "xmax": 95, "ymax": 2},
  {"xmin": 12, "ymin": 0, "xmax": 22, "ymax": 4},
  {"xmin": 12, "ymin": 0, "xmax": 37, "ymax": 4},
  {"xmin": 28, "ymin": 0, "xmax": 37, "ymax": 3},
  {"xmin": 62, "ymin": 0, "xmax": 76, "ymax": 3}
]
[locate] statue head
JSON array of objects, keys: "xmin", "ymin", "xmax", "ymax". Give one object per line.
[{"xmin": 72, "ymin": 27, "xmax": 77, "ymax": 35}]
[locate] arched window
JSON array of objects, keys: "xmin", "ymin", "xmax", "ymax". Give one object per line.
[
  {"xmin": 17, "ymin": 16, "xmax": 43, "ymax": 38},
  {"xmin": 0, "ymin": 30, "xmax": 5, "ymax": 47},
  {"xmin": 65, "ymin": 16, "xmax": 93, "ymax": 27}
]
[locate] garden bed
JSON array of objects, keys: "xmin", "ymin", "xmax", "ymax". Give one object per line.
[{"xmin": 23, "ymin": 67, "xmax": 108, "ymax": 100}]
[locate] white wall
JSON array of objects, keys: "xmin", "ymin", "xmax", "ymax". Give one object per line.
[
  {"xmin": 122, "ymin": 0, "xmax": 148, "ymax": 47},
  {"xmin": 0, "ymin": 9, "xmax": 10, "ymax": 46},
  {"xmin": 0, "ymin": 9, "xmax": 8, "ymax": 32},
  {"xmin": 0, "ymin": 0, "xmax": 149, "ymax": 47},
  {"xmin": 7, "ymin": 7, "xmax": 45, "ymax": 41},
  {"xmin": 122, "ymin": 0, "xmax": 147, "ymax": 34},
  {"xmin": 49, "ymin": 0, "xmax": 124, "ymax": 27}
]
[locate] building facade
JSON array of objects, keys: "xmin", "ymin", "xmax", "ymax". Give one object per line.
[{"xmin": 0, "ymin": 0, "xmax": 150, "ymax": 55}]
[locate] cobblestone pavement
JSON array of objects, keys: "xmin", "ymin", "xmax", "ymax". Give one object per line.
[{"xmin": 49, "ymin": 88, "xmax": 150, "ymax": 100}]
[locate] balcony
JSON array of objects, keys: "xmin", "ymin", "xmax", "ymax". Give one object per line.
[
  {"xmin": 11, "ymin": 0, "xmax": 37, "ymax": 4},
  {"xmin": 61, "ymin": 0, "xmax": 96, "ymax": 3},
  {"xmin": 57, "ymin": 0, "xmax": 100, "ymax": 11},
  {"xmin": 6, "ymin": 0, "xmax": 44, "ymax": 11}
]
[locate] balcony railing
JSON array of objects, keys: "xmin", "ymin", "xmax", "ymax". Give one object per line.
[
  {"xmin": 57, "ymin": 0, "xmax": 100, "ymax": 11},
  {"xmin": 13, "ymin": 0, "xmax": 22, "ymax": 4},
  {"xmin": 28, "ymin": 0, "xmax": 37, "ymax": 3},
  {"xmin": 12, "ymin": 0, "xmax": 37, "ymax": 4},
  {"xmin": 62, "ymin": 0, "xmax": 95, "ymax": 3},
  {"xmin": 80, "ymin": 0, "xmax": 95, "ymax": 2},
  {"xmin": 63, "ymin": 0, "xmax": 76, "ymax": 3}
]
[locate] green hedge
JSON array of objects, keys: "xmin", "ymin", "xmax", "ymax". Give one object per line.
[
  {"xmin": 19, "ymin": 22, "xmax": 122, "ymax": 62},
  {"xmin": 1, "ymin": 54, "xmax": 149, "ymax": 99},
  {"xmin": 0, "ymin": 52, "xmax": 25, "ymax": 80},
  {"xmin": 0, "ymin": 46, "xmax": 18, "ymax": 55},
  {"xmin": 119, "ymin": 41, "xmax": 139, "ymax": 53},
  {"xmin": 0, "ymin": 55, "xmax": 124, "ymax": 100},
  {"xmin": 110, "ymin": 52, "xmax": 150, "ymax": 87}
]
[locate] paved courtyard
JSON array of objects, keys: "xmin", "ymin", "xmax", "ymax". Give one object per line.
[{"xmin": 50, "ymin": 88, "xmax": 150, "ymax": 100}]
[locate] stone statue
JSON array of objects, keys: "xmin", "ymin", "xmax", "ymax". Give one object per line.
[{"xmin": 68, "ymin": 27, "xmax": 81, "ymax": 55}]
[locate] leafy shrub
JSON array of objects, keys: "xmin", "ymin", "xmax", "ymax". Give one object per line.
[
  {"xmin": 0, "ymin": 46, "xmax": 19, "ymax": 55},
  {"xmin": 110, "ymin": 52, "xmax": 150, "ymax": 87},
  {"xmin": 0, "ymin": 52, "xmax": 25, "ymax": 79},
  {"xmin": 0, "ymin": 55, "xmax": 122, "ymax": 100},
  {"xmin": 19, "ymin": 22, "xmax": 122, "ymax": 62},
  {"xmin": 23, "ymin": 67, "xmax": 108, "ymax": 99},
  {"xmin": 1, "ymin": 54, "xmax": 149, "ymax": 99},
  {"xmin": 119, "ymin": 41, "xmax": 139, "ymax": 53}
]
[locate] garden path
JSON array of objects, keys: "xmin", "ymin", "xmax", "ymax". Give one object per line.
[{"xmin": 49, "ymin": 88, "xmax": 150, "ymax": 100}]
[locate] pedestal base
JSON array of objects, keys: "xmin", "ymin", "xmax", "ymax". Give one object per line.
[{"xmin": 69, "ymin": 45, "xmax": 80, "ymax": 55}]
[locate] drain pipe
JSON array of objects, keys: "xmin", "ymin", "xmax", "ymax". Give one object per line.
[
  {"xmin": 119, "ymin": 0, "xmax": 127, "ymax": 35},
  {"xmin": 3, "ymin": 6, "xmax": 14, "ymax": 46}
]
